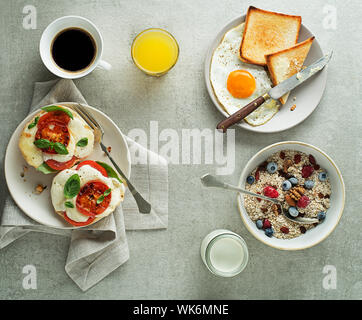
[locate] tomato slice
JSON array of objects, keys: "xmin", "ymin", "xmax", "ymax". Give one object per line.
[
  {"xmin": 45, "ymin": 155, "xmax": 78, "ymax": 171},
  {"xmin": 35, "ymin": 121, "xmax": 70, "ymax": 154},
  {"xmin": 76, "ymin": 160, "xmax": 108, "ymax": 177},
  {"xmin": 76, "ymin": 180, "xmax": 111, "ymax": 216},
  {"xmin": 62, "ymin": 211, "xmax": 95, "ymax": 227},
  {"xmin": 35, "ymin": 111, "xmax": 71, "ymax": 154},
  {"xmin": 38, "ymin": 110, "xmax": 71, "ymax": 127}
]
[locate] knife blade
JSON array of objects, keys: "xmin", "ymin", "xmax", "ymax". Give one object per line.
[
  {"xmin": 216, "ymin": 51, "xmax": 333, "ymax": 132},
  {"xmin": 268, "ymin": 51, "xmax": 333, "ymax": 100}
]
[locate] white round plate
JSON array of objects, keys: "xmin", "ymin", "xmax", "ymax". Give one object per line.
[
  {"xmin": 5, "ymin": 102, "xmax": 131, "ymax": 229},
  {"xmin": 205, "ymin": 15, "xmax": 328, "ymax": 133}
]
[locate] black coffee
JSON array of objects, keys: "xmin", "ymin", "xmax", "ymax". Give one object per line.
[{"xmin": 51, "ymin": 28, "xmax": 96, "ymax": 72}]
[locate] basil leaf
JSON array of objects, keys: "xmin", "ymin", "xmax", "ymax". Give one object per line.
[
  {"xmin": 53, "ymin": 142, "xmax": 69, "ymax": 155},
  {"xmin": 34, "ymin": 139, "xmax": 51, "ymax": 149},
  {"xmin": 103, "ymin": 188, "xmax": 112, "ymax": 197},
  {"xmin": 96, "ymin": 161, "xmax": 123, "ymax": 183},
  {"xmin": 76, "ymin": 137, "xmax": 88, "ymax": 147},
  {"xmin": 28, "ymin": 116, "xmax": 39, "ymax": 129},
  {"xmin": 64, "ymin": 174, "xmax": 80, "ymax": 199},
  {"xmin": 96, "ymin": 195, "xmax": 105, "ymax": 204},
  {"xmin": 65, "ymin": 201, "xmax": 74, "ymax": 208},
  {"xmin": 36, "ymin": 162, "xmax": 58, "ymax": 174},
  {"xmin": 41, "ymin": 105, "xmax": 74, "ymax": 119}
]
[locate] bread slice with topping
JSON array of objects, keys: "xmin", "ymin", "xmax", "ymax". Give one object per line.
[
  {"xmin": 240, "ymin": 6, "xmax": 302, "ymax": 66},
  {"xmin": 266, "ymin": 36, "xmax": 314, "ymax": 104}
]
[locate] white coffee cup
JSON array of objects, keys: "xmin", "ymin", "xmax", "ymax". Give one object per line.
[{"xmin": 39, "ymin": 16, "xmax": 111, "ymax": 79}]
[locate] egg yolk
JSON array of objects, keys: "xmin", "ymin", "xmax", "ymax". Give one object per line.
[{"xmin": 227, "ymin": 70, "xmax": 256, "ymax": 98}]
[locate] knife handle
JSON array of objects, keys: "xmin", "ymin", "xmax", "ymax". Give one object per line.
[{"xmin": 216, "ymin": 94, "xmax": 269, "ymax": 133}]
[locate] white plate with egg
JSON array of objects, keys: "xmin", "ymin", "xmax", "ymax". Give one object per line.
[
  {"xmin": 205, "ymin": 15, "xmax": 328, "ymax": 133},
  {"xmin": 4, "ymin": 102, "xmax": 131, "ymax": 229}
]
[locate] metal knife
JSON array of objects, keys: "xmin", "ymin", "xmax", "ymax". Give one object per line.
[{"xmin": 216, "ymin": 51, "xmax": 333, "ymax": 132}]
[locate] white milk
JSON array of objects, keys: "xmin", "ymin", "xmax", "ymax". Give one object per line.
[
  {"xmin": 209, "ymin": 237, "xmax": 244, "ymax": 273},
  {"xmin": 200, "ymin": 229, "xmax": 249, "ymax": 277}
]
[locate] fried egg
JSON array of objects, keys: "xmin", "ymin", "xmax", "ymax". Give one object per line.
[
  {"xmin": 51, "ymin": 162, "xmax": 125, "ymax": 226},
  {"xmin": 210, "ymin": 23, "xmax": 279, "ymax": 126},
  {"xmin": 19, "ymin": 105, "xmax": 95, "ymax": 171}
]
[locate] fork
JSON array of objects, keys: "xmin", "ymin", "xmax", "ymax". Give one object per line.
[
  {"xmin": 72, "ymin": 103, "xmax": 151, "ymax": 214},
  {"xmin": 200, "ymin": 173, "xmax": 319, "ymax": 225}
]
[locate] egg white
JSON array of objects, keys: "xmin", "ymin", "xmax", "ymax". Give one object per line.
[
  {"xmin": 19, "ymin": 106, "xmax": 95, "ymax": 168},
  {"xmin": 210, "ymin": 23, "xmax": 279, "ymax": 126},
  {"xmin": 51, "ymin": 165, "xmax": 125, "ymax": 223}
]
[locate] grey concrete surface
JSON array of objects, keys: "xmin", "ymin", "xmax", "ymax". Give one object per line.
[{"xmin": 0, "ymin": 0, "xmax": 361, "ymax": 299}]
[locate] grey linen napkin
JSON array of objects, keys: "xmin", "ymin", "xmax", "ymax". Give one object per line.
[{"xmin": 0, "ymin": 79, "xmax": 168, "ymax": 291}]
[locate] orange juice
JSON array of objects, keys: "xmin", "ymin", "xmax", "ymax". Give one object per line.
[{"xmin": 131, "ymin": 28, "xmax": 179, "ymax": 76}]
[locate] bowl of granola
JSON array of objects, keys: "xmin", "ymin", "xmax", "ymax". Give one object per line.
[{"xmin": 237, "ymin": 141, "xmax": 345, "ymax": 250}]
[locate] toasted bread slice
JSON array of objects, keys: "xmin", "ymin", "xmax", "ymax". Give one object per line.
[
  {"xmin": 240, "ymin": 6, "xmax": 302, "ymax": 66},
  {"xmin": 266, "ymin": 36, "xmax": 314, "ymax": 104}
]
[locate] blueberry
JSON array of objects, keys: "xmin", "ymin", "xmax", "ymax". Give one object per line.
[
  {"xmin": 288, "ymin": 206, "xmax": 299, "ymax": 217},
  {"xmin": 304, "ymin": 180, "xmax": 315, "ymax": 189},
  {"xmin": 256, "ymin": 220, "xmax": 263, "ymax": 229},
  {"xmin": 318, "ymin": 172, "xmax": 328, "ymax": 182},
  {"xmin": 282, "ymin": 180, "xmax": 292, "ymax": 191},
  {"xmin": 318, "ymin": 211, "xmax": 326, "ymax": 221},
  {"xmin": 266, "ymin": 162, "xmax": 278, "ymax": 174},
  {"xmin": 246, "ymin": 175, "xmax": 255, "ymax": 184},
  {"xmin": 265, "ymin": 228, "xmax": 274, "ymax": 237},
  {"xmin": 289, "ymin": 177, "xmax": 298, "ymax": 186}
]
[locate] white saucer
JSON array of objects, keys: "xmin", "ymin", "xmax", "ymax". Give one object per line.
[
  {"xmin": 4, "ymin": 102, "xmax": 131, "ymax": 229},
  {"xmin": 205, "ymin": 15, "xmax": 328, "ymax": 133}
]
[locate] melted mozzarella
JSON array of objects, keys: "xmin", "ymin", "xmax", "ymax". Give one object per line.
[
  {"xmin": 18, "ymin": 124, "xmax": 43, "ymax": 168},
  {"xmin": 20, "ymin": 106, "xmax": 95, "ymax": 167},
  {"xmin": 70, "ymin": 117, "xmax": 95, "ymax": 158},
  {"xmin": 51, "ymin": 165, "xmax": 125, "ymax": 223}
]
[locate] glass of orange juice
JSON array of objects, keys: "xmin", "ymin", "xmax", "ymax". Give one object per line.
[{"xmin": 131, "ymin": 28, "xmax": 179, "ymax": 76}]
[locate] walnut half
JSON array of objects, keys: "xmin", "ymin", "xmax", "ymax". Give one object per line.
[{"xmin": 285, "ymin": 186, "xmax": 305, "ymax": 206}]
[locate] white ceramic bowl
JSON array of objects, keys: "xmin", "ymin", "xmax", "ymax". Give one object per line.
[{"xmin": 237, "ymin": 141, "xmax": 345, "ymax": 250}]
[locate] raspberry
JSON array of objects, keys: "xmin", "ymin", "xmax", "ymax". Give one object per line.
[
  {"xmin": 280, "ymin": 151, "xmax": 286, "ymax": 159},
  {"xmin": 297, "ymin": 195, "xmax": 310, "ymax": 208},
  {"xmin": 263, "ymin": 186, "xmax": 279, "ymax": 198},
  {"xmin": 263, "ymin": 219, "xmax": 271, "ymax": 229},
  {"xmin": 309, "ymin": 154, "xmax": 316, "ymax": 165},
  {"xmin": 294, "ymin": 154, "xmax": 302, "ymax": 164},
  {"xmin": 280, "ymin": 226, "xmax": 289, "ymax": 234},
  {"xmin": 302, "ymin": 165, "xmax": 314, "ymax": 178}
]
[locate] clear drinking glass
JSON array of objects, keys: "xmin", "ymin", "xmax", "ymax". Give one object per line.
[
  {"xmin": 131, "ymin": 28, "xmax": 179, "ymax": 77},
  {"xmin": 200, "ymin": 229, "xmax": 249, "ymax": 277}
]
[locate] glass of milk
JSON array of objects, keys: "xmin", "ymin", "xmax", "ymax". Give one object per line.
[{"xmin": 200, "ymin": 229, "xmax": 249, "ymax": 277}]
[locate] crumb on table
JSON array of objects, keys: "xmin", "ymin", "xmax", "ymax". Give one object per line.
[{"xmin": 35, "ymin": 184, "xmax": 46, "ymax": 194}]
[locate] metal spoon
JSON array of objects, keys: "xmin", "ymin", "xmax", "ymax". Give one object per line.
[{"xmin": 200, "ymin": 173, "xmax": 319, "ymax": 225}]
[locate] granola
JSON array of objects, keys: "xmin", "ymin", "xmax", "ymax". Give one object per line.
[{"xmin": 244, "ymin": 150, "xmax": 331, "ymax": 239}]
